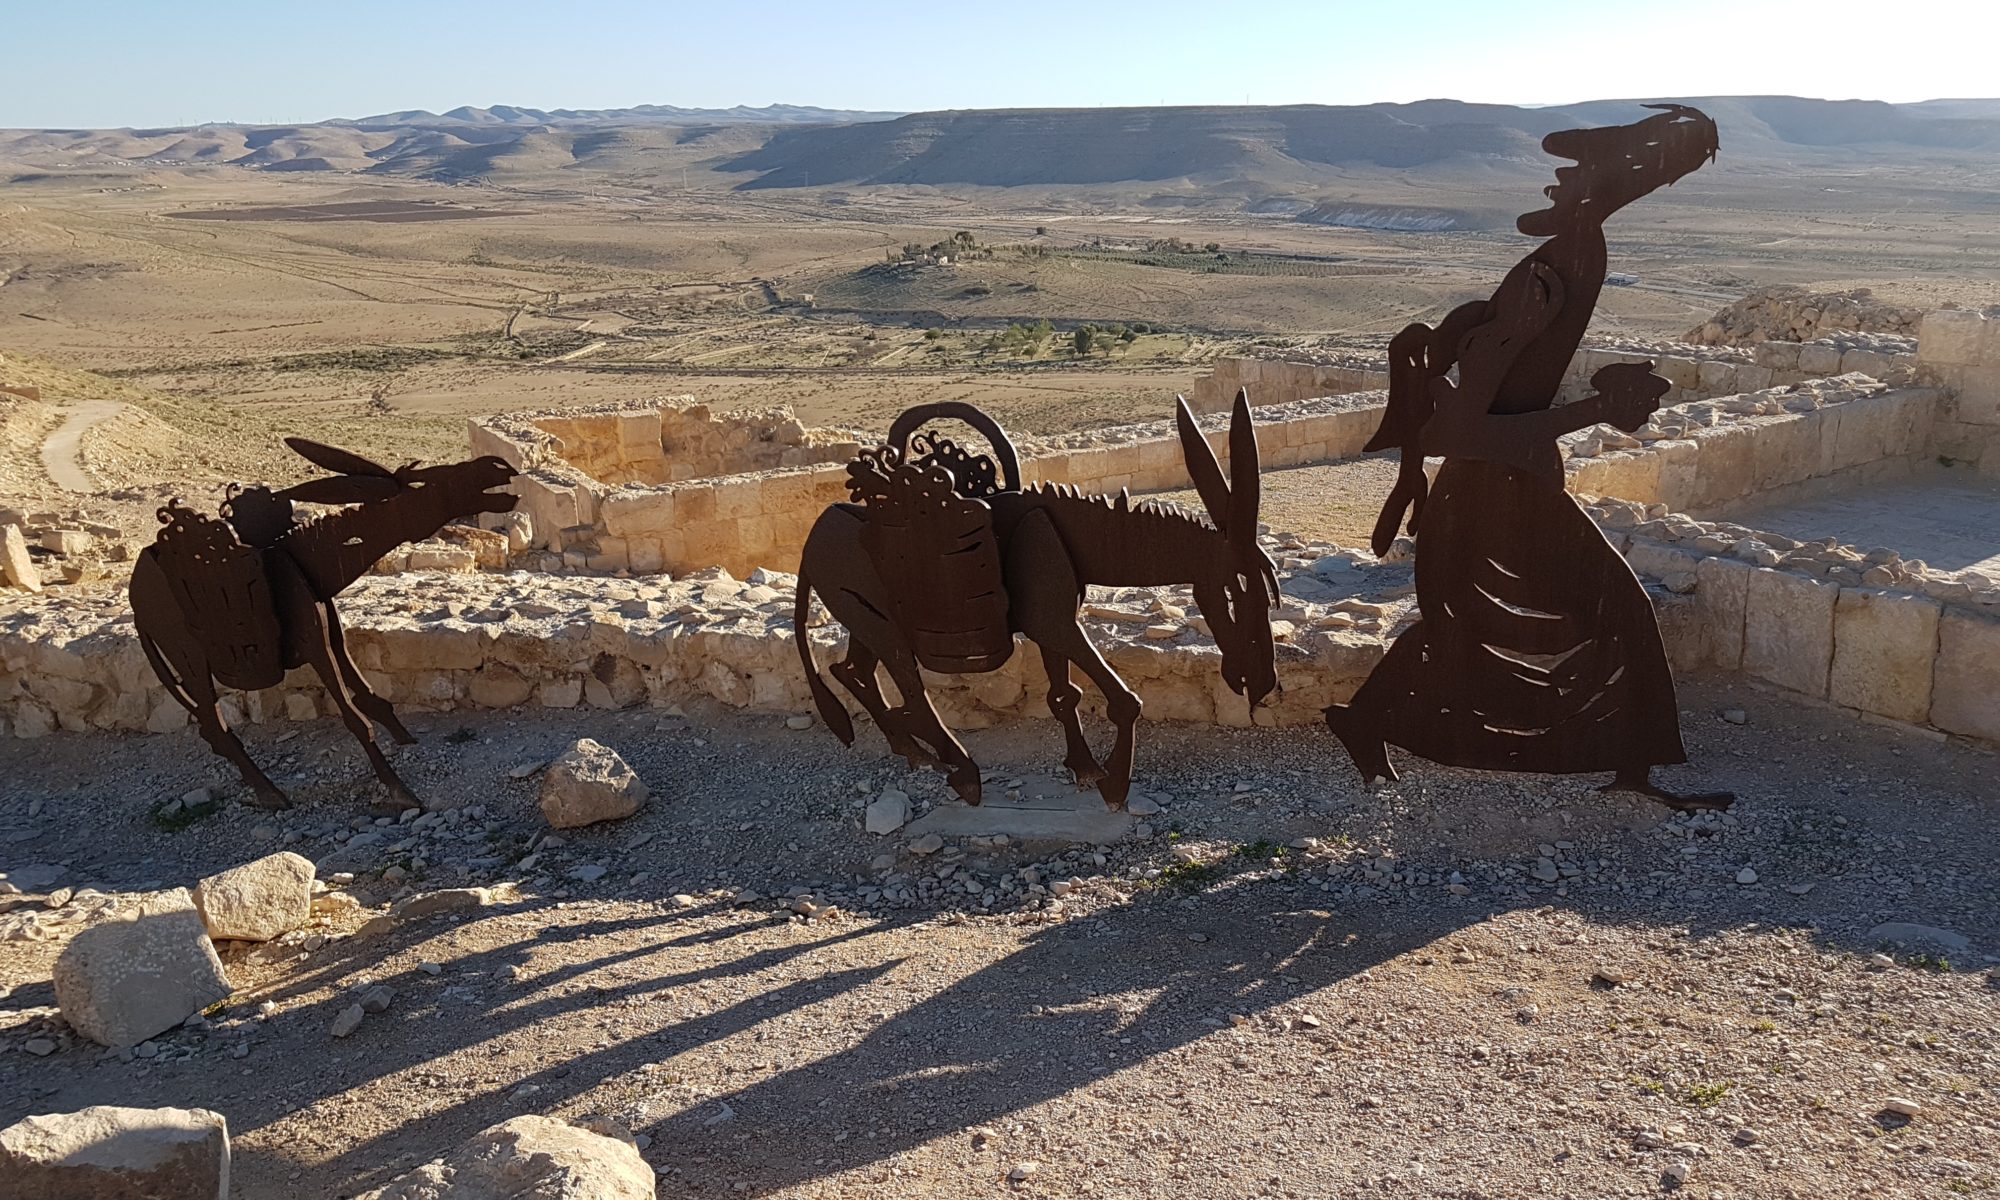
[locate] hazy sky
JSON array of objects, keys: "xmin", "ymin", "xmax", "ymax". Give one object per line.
[{"xmin": 6, "ymin": 0, "xmax": 1989, "ymax": 128}]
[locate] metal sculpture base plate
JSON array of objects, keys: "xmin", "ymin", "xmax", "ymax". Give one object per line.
[{"xmin": 904, "ymin": 783, "xmax": 1136, "ymax": 843}]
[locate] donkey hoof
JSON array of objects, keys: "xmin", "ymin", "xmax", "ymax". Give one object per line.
[
  {"xmin": 948, "ymin": 772, "xmax": 983, "ymax": 806},
  {"xmin": 246, "ymin": 789, "xmax": 292, "ymax": 812},
  {"xmin": 1065, "ymin": 758, "xmax": 1108, "ymax": 789}
]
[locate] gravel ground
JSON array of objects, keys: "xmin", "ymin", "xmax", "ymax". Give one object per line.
[{"xmin": 1, "ymin": 676, "xmax": 1996, "ymax": 1198}]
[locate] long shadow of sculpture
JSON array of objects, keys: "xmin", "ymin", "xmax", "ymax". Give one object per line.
[
  {"xmin": 796, "ymin": 394, "xmax": 1278, "ymax": 808},
  {"xmin": 1324, "ymin": 103, "xmax": 1734, "ymax": 812},
  {"xmin": 129, "ymin": 439, "xmax": 517, "ymax": 811}
]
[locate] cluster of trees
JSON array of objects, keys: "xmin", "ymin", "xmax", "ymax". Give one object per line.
[
  {"xmin": 1144, "ymin": 237, "xmax": 1224, "ymax": 255},
  {"xmin": 888, "ymin": 230, "xmax": 992, "ymax": 263},
  {"xmin": 1069, "ymin": 322, "xmax": 1143, "ymax": 355}
]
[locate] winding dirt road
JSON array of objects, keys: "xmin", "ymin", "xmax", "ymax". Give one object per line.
[{"xmin": 40, "ymin": 398, "xmax": 122, "ymax": 492}]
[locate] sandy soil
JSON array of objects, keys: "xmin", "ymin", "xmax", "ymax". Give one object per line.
[{"xmin": 1, "ymin": 675, "xmax": 1995, "ymax": 1198}]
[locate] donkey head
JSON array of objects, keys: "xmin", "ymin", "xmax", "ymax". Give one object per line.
[
  {"xmin": 1175, "ymin": 389, "xmax": 1280, "ymax": 714},
  {"xmin": 278, "ymin": 438, "xmax": 517, "ymax": 535}
]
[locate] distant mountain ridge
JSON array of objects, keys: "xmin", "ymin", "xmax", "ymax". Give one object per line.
[
  {"xmin": 335, "ymin": 103, "xmax": 900, "ymax": 127},
  {"xmin": 5, "ymin": 95, "xmax": 1999, "ymax": 216}
]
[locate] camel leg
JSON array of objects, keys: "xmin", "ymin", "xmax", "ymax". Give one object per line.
[
  {"xmin": 271, "ymin": 561, "xmax": 417, "ymax": 813},
  {"xmin": 830, "ymin": 641, "xmax": 940, "ymax": 770},
  {"xmin": 323, "ymin": 599, "xmax": 414, "ymax": 744}
]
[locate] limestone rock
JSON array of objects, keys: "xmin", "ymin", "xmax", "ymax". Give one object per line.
[
  {"xmin": 0, "ymin": 1105, "xmax": 229, "ymax": 1200},
  {"xmin": 539, "ymin": 739, "xmax": 648, "ymax": 828},
  {"xmin": 193, "ymin": 851, "xmax": 315, "ymax": 943},
  {"xmin": 1, "ymin": 522, "xmax": 40, "ymax": 593},
  {"xmin": 865, "ymin": 789, "xmax": 910, "ymax": 835},
  {"xmin": 356, "ymin": 1115, "xmax": 655, "ymax": 1200},
  {"xmin": 54, "ymin": 889, "xmax": 232, "ymax": 1048}
]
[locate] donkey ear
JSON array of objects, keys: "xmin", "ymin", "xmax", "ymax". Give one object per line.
[
  {"xmin": 1175, "ymin": 395, "xmax": 1231, "ymax": 531},
  {"xmin": 1226, "ymin": 388, "xmax": 1261, "ymax": 539},
  {"xmin": 277, "ymin": 475, "xmax": 404, "ymax": 505},
  {"xmin": 285, "ymin": 437, "xmax": 395, "ymax": 479}
]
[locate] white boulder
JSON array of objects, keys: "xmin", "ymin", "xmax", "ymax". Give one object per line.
[
  {"xmin": 539, "ymin": 739, "xmax": 648, "ymax": 828},
  {"xmin": 193, "ymin": 851, "xmax": 315, "ymax": 942},
  {"xmin": 53, "ymin": 889, "xmax": 232, "ymax": 1047},
  {"xmin": 0, "ymin": 1104, "xmax": 229, "ymax": 1199},
  {"xmin": 356, "ymin": 1115, "xmax": 654, "ymax": 1199}
]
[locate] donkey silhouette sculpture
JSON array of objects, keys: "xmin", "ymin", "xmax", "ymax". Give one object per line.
[
  {"xmin": 796, "ymin": 393, "xmax": 1277, "ymax": 810},
  {"xmin": 130, "ymin": 439, "xmax": 517, "ymax": 812}
]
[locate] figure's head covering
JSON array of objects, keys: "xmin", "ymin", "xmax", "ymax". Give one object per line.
[{"xmin": 1520, "ymin": 104, "xmax": 1719, "ymax": 235}]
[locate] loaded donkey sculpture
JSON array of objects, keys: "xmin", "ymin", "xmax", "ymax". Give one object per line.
[
  {"xmin": 130, "ymin": 439, "xmax": 517, "ymax": 812},
  {"xmin": 796, "ymin": 393, "xmax": 1278, "ymax": 809},
  {"xmin": 1323, "ymin": 103, "xmax": 1734, "ymax": 811}
]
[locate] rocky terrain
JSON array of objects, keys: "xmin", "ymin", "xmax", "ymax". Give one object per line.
[{"xmin": 1, "ymin": 677, "xmax": 1996, "ymax": 1196}]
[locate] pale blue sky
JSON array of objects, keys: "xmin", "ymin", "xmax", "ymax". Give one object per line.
[{"xmin": 5, "ymin": 0, "xmax": 1987, "ymax": 128}]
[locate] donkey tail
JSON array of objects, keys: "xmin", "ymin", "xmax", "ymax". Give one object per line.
[{"xmin": 794, "ymin": 572, "xmax": 855, "ymax": 745}]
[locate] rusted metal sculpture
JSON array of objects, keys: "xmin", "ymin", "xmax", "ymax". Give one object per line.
[
  {"xmin": 130, "ymin": 440, "xmax": 517, "ymax": 812},
  {"xmin": 1324, "ymin": 103, "xmax": 1734, "ymax": 811},
  {"xmin": 797, "ymin": 395, "xmax": 1277, "ymax": 809}
]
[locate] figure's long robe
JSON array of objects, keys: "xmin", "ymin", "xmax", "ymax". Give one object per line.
[{"xmin": 1353, "ymin": 457, "xmax": 1688, "ymax": 772}]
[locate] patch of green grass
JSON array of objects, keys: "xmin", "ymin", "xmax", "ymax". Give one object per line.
[
  {"xmin": 1629, "ymin": 1074, "xmax": 1665, "ymax": 1095},
  {"xmin": 1752, "ymin": 1019, "xmax": 1777, "ymax": 1032},
  {"xmin": 1909, "ymin": 954, "xmax": 1953, "ymax": 973},
  {"xmin": 1234, "ymin": 840, "xmax": 1286, "ymax": 861},
  {"xmin": 1684, "ymin": 1080, "xmax": 1733, "ymax": 1108},
  {"xmin": 1150, "ymin": 858, "xmax": 1227, "ymax": 892},
  {"xmin": 270, "ymin": 346, "xmax": 453, "ymax": 373}
]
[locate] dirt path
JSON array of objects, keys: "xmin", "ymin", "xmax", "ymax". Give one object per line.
[{"xmin": 38, "ymin": 398, "xmax": 122, "ymax": 492}]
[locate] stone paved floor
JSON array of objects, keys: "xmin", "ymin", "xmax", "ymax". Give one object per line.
[{"xmin": 1737, "ymin": 467, "xmax": 2000, "ymax": 579}]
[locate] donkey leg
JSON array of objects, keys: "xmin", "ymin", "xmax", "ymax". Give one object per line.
[
  {"xmin": 1004, "ymin": 509, "xmax": 1140, "ymax": 807},
  {"xmin": 324, "ymin": 602, "xmax": 415, "ymax": 744},
  {"xmin": 273, "ymin": 565, "xmax": 417, "ymax": 813},
  {"xmin": 831, "ymin": 642, "xmax": 940, "ymax": 770},
  {"xmin": 1039, "ymin": 622, "xmax": 1143, "ymax": 810},
  {"xmin": 1038, "ymin": 646, "xmax": 1106, "ymax": 788},
  {"xmin": 137, "ymin": 628, "xmax": 289, "ymax": 808},
  {"xmin": 877, "ymin": 652, "xmax": 983, "ymax": 804}
]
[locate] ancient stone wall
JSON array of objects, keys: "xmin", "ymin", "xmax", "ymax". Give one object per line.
[
  {"xmin": 474, "ymin": 394, "xmax": 1390, "ymax": 579},
  {"xmin": 1915, "ymin": 308, "xmax": 2000, "ymax": 471},
  {"xmin": 1686, "ymin": 287, "xmax": 1925, "ymax": 346},
  {"xmin": 1186, "ymin": 334, "xmax": 1911, "ymax": 414}
]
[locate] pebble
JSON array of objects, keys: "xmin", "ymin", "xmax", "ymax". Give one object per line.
[
  {"xmin": 1126, "ymin": 795, "xmax": 1162, "ymax": 816},
  {"xmin": 1009, "ymin": 1162, "xmax": 1039, "ymax": 1182},
  {"xmin": 569, "ymin": 864, "xmax": 607, "ymax": 883},
  {"xmin": 359, "ymin": 985, "xmax": 395, "ymax": 1014},
  {"xmin": 908, "ymin": 834, "xmax": 945, "ymax": 856},
  {"xmin": 671, "ymin": 894, "xmax": 697, "ymax": 908},
  {"xmin": 1721, "ymin": 708, "xmax": 1748, "ymax": 725},
  {"xmin": 1593, "ymin": 966, "xmax": 1630, "ymax": 985},
  {"xmin": 1736, "ymin": 867, "xmax": 1759, "ymax": 885},
  {"xmin": 1869, "ymin": 953, "xmax": 1895, "ymax": 969},
  {"xmin": 1882, "ymin": 1097, "xmax": 1922, "ymax": 1118},
  {"xmin": 331, "ymin": 1004, "xmax": 365, "ymax": 1038},
  {"xmin": 23, "ymin": 1037, "xmax": 55, "ymax": 1056},
  {"xmin": 785, "ymin": 714, "xmax": 814, "ymax": 730},
  {"xmin": 1663, "ymin": 1160, "xmax": 1692, "ymax": 1184},
  {"xmin": 508, "ymin": 762, "xmax": 545, "ymax": 779},
  {"xmin": 417, "ymin": 961, "xmax": 443, "ymax": 976}
]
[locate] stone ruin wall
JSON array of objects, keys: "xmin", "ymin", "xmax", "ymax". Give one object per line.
[
  {"xmin": 471, "ymin": 393, "xmax": 1393, "ymax": 581},
  {"xmin": 1187, "ymin": 334, "xmax": 1916, "ymax": 414},
  {"xmin": 1685, "ymin": 286, "xmax": 1927, "ymax": 346},
  {"xmin": 6, "ymin": 310, "xmax": 2000, "ymax": 752}
]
